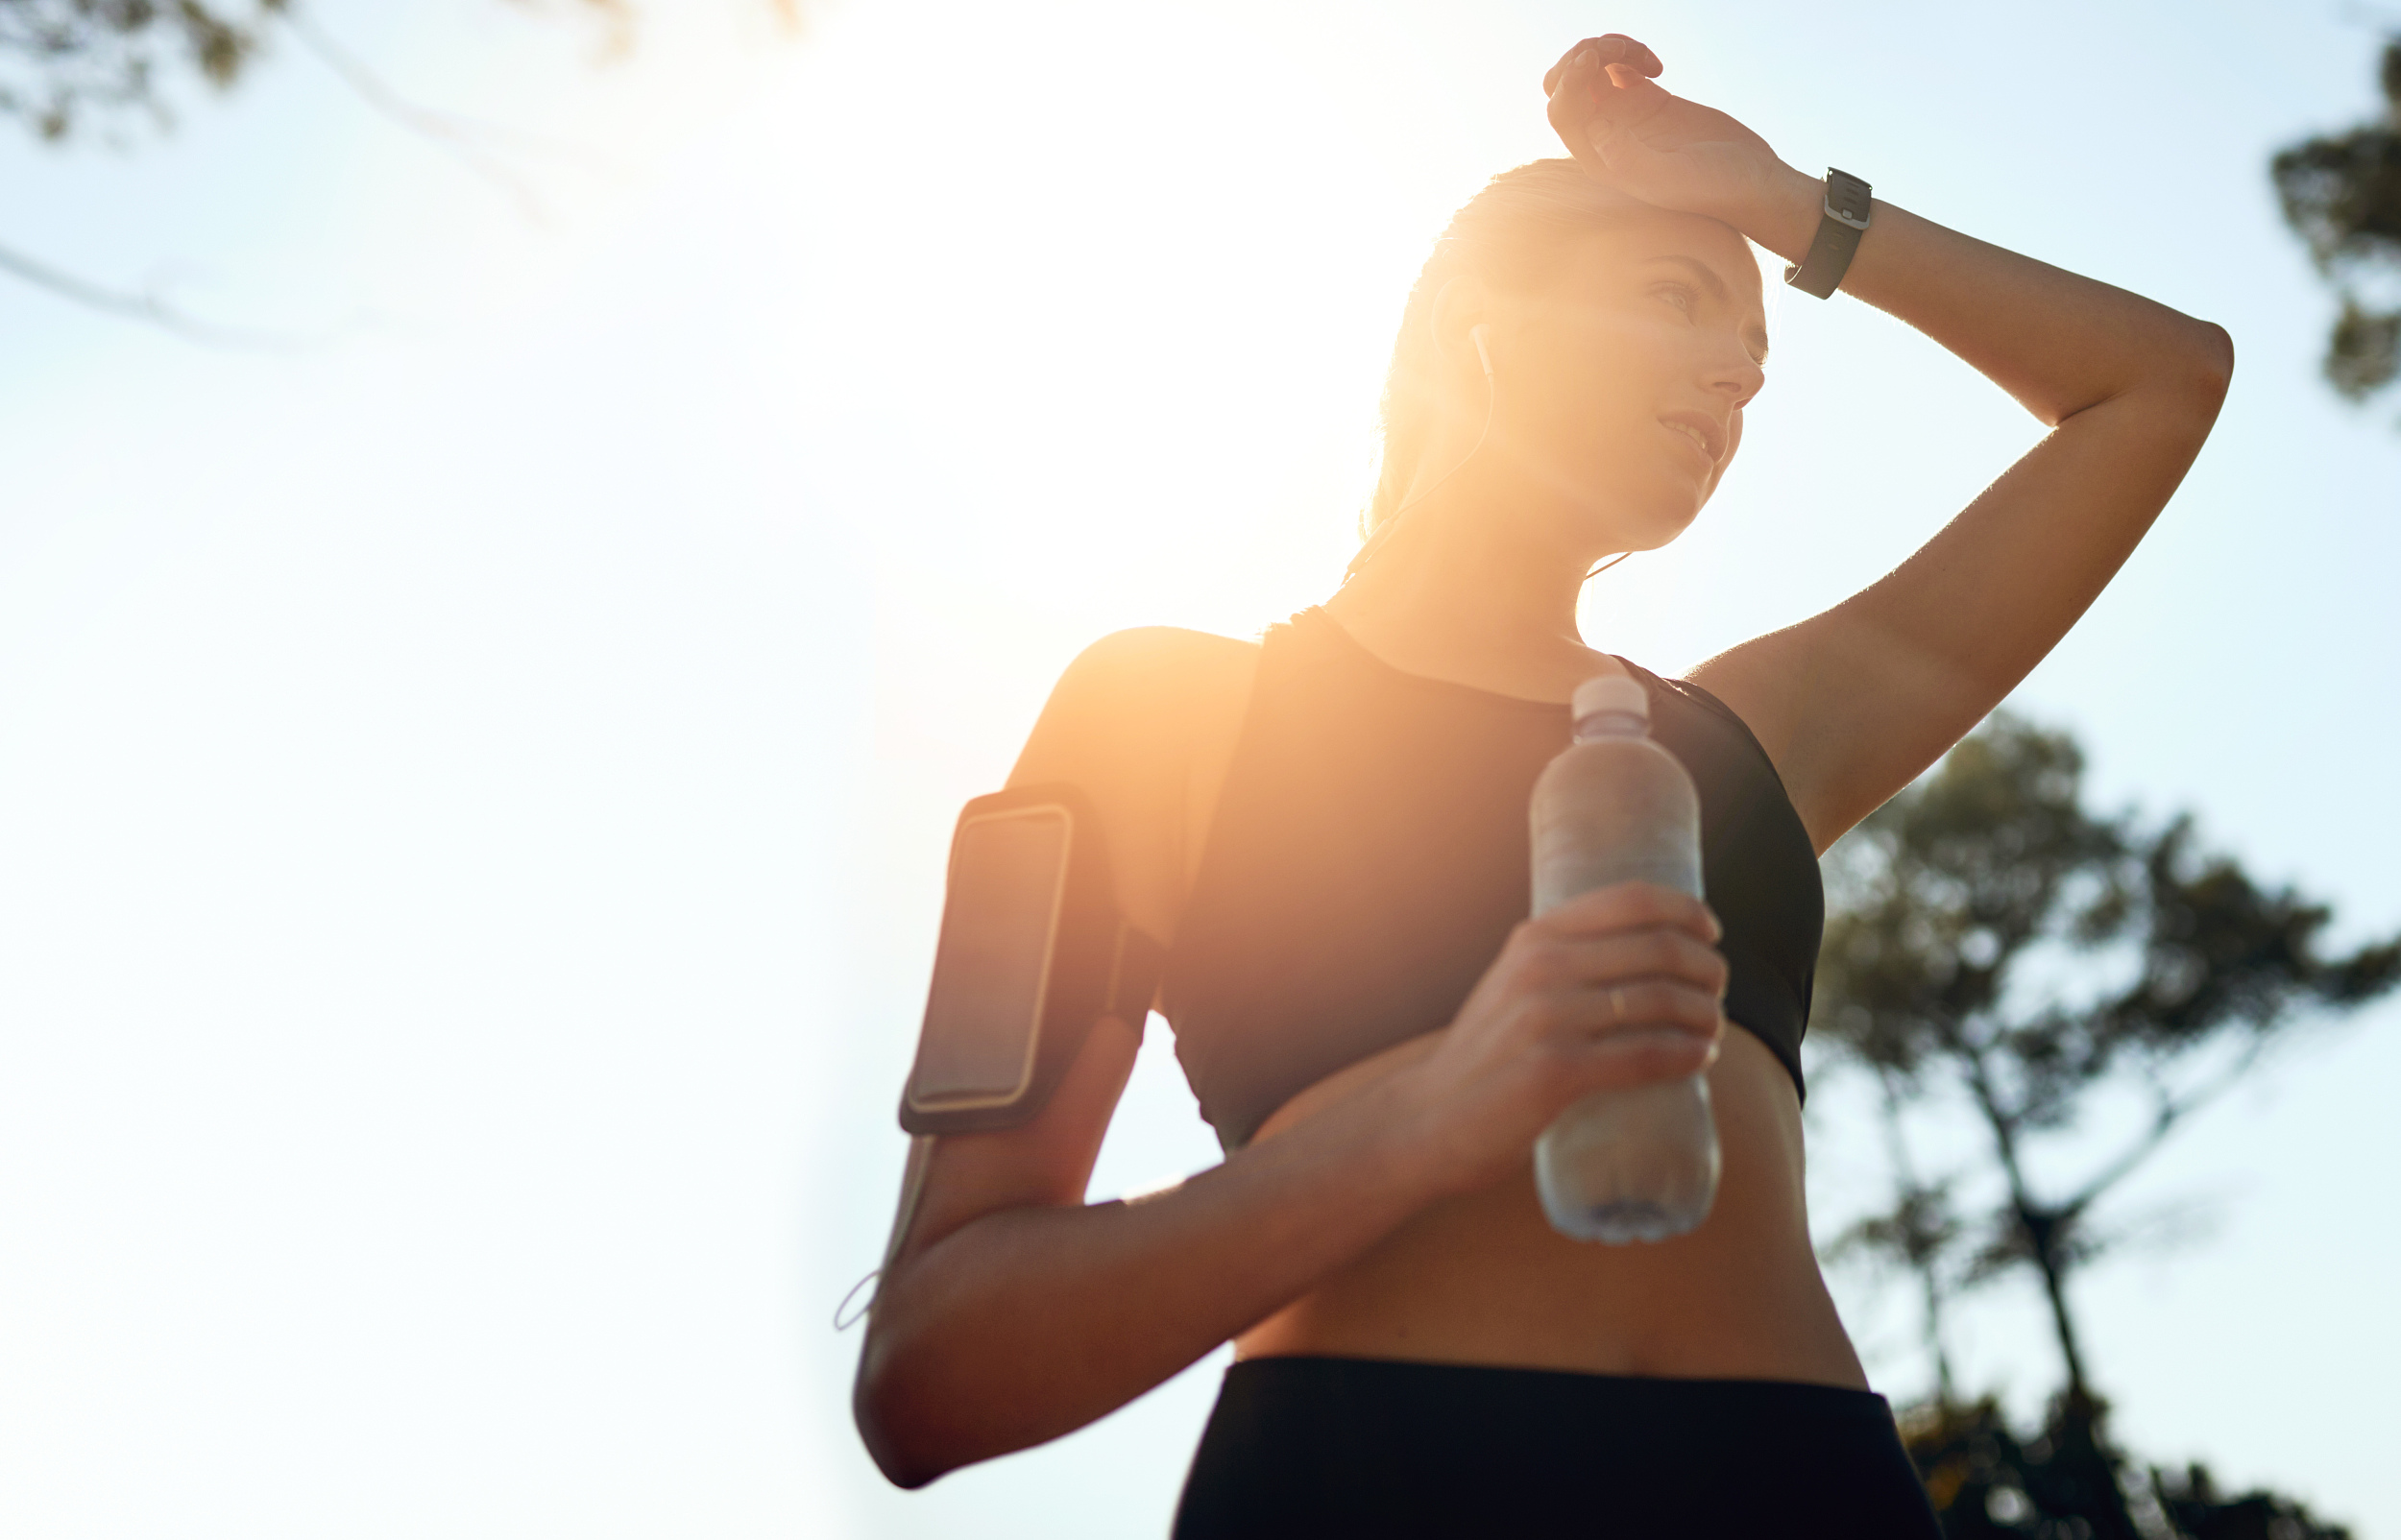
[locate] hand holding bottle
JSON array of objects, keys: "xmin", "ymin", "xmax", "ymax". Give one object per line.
[{"xmin": 1394, "ymin": 878, "xmax": 1726, "ymax": 1203}]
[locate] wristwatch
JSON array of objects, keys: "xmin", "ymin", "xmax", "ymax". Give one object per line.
[{"xmin": 1784, "ymin": 168, "xmax": 1873, "ymax": 299}]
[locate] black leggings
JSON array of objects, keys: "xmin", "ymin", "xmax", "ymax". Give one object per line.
[{"xmin": 1173, "ymin": 1356, "xmax": 1941, "ymax": 1539}]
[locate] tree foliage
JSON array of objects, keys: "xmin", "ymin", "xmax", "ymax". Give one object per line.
[
  {"xmin": 2273, "ymin": 37, "xmax": 2401, "ymax": 401},
  {"xmin": 0, "ymin": 0, "xmax": 637, "ymax": 146},
  {"xmin": 1904, "ymin": 1399, "xmax": 2356, "ymax": 1540},
  {"xmin": 1816, "ymin": 714, "xmax": 2399, "ymax": 1537},
  {"xmin": 1, "ymin": 0, "xmax": 289, "ymax": 142}
]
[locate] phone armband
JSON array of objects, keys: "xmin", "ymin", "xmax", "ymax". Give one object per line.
[{"xmin": 898, "ymin": 783, "xmax": 1164, "ymax": 1136}]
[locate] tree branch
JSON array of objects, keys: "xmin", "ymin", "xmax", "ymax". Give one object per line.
[
  {"xmin": 282, "ymin": 12, "xmax": 631, "ymax": 225},
  {"xmin": 283, "ymin": 10, "xmax": 553, "ymax": 223},
  {"xmin": 1876, "ymin": 1062, "xmax": 1959, "ymax": 1402},
  {"xmin": 0, "ymin": 238, "xmax": 317, "ymax": 349},
  {"xmin": 2062, "ymin": 1033, "xmax": 2276, "ymax": 1216}
]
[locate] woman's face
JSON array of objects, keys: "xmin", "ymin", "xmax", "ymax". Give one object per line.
[{"xmin": 1493, "ymin": 211, "xmax": 1769, "ymax": 555}]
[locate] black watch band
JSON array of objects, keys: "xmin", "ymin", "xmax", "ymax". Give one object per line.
[{"xmin": 1783, "ymin": 168, "xmax": 1872, "ymax": 299}]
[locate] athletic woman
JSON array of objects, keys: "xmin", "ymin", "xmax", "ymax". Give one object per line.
[{"xmin": 854, "ymin": 36, "xmax": 2230, "ymax": 1536}]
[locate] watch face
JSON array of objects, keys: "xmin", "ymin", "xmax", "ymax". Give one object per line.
[{"xmin": 1826, "ymin": 168, "xmax": 1873, "ymax": 228}]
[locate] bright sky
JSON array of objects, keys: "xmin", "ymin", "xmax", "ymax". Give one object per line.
[{"xmin": 2, "ymin": 1, "xmax": 2395, "ymax": 1536}]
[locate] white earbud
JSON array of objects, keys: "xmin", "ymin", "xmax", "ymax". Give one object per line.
[{"xmin": 1470, "ymin": 323, "xmax": 1493, "ymax": 378}]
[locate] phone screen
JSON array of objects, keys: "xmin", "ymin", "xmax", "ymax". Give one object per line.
[{"xmin": 910, "ymin": 806, "xmax": 1073, "ymax": 1107}]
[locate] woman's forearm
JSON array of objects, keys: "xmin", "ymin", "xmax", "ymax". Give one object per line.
[
  {"xmin": 856, "ymin": 1066, "xmax": 1447, "ymax": 1487},
  {"xmin": 1742, "ymin": 164, "xmax": 2231, "ymax": 423},
  {"xmin": 1691, "ymin": 158, "xmax": 2231, "ymax": 842},
  {"xmin": 857, "ymin": 878, "xmax": 1729, "ymax": 1487}
]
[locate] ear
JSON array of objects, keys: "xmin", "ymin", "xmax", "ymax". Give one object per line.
[{"xmin": 1428, "ymin": 276, "xmax": 1498, "ymax": 378}]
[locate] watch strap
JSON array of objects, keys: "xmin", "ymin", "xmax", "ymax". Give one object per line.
[{"xmin": 1783, "ymin": 168, "xmax": 1873, "ymax": 299}]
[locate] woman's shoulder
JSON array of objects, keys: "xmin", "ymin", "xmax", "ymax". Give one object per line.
[
  {"xmin": 1058, "ymin": 624, "xmax": 1261, "ymax": 692},
  {"xmin": 1035, "ymin": 626, "xmax": 1262, "ymax": 754},
  {"xmin": 1013, "ymin": 627, "xmax": 1264, "ymax": 939}
]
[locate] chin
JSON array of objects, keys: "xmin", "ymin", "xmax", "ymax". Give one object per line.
[
  {"xmin": 1543, "ymin": 458, "xmax": 1710, "ymax": 555},
  {"xmin": 1604, "ymin": 481, "xmax": 1708, "ymax": 555}
]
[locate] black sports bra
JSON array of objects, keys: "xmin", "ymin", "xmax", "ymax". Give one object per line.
[{"xmin": 1160, "ymin": 608, "xmax": 1823, "ymax": 1150}]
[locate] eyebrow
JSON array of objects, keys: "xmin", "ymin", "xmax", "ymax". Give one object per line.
[{"xmin": 1646, "ymin": 254, "xmax": 1771, "ymax": 363}]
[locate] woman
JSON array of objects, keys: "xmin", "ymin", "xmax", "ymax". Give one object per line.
[{"xmin": 854, "ymin": 36, "xmax": 2230, "ymax": 1536}]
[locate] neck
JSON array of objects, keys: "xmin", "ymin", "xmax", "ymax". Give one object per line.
[{"xmin": 1325, "ymin": 465, "xmax": 1606, "ymax": 682}]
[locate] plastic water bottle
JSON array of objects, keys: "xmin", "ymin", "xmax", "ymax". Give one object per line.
[{"xmin": 1528, "ymin": 673, "xmax": 1721, "ymax": 1244}]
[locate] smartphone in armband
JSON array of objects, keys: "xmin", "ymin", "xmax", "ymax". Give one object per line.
[{"xmin": 897, "ymin": 783, "xmax": 1163, "ymax": 1136}]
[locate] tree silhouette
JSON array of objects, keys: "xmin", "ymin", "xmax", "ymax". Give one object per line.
[
  {"xmin": 1900, "ymin": 1399, "xmax": 2357, "ymax": 1540},
  {"xmin": 2273, "ymin": 36, "xmax": 2401, "ymax": 403},
  {"xmin": 1816, "ymin": 715, "xmax": 2399, "ymax": 1537}
]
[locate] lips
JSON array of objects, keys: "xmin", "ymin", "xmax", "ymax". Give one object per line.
[{"xmin": 1658, "ymin": 410, "xmax": 1727, "ymax": 466}]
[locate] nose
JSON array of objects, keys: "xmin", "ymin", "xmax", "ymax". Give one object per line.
[{"xmin": 1708, "ymin": 340, "xmax": 1765, "ymax": 409}]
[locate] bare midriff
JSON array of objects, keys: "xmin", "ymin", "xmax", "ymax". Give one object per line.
[{"xmin": 1232, "ymin": 1024, "xmax": 1868, "ymax": 1388}]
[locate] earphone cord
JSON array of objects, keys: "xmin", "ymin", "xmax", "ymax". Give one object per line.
[{"xmin": 1343, "ymin": 372, "xmax": 1636, "ymax": 590}]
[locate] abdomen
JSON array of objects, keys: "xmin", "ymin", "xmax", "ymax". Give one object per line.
[{"xmin": 1232, "ymin": 1028, "xmax": 1867, "ymax": 1387}]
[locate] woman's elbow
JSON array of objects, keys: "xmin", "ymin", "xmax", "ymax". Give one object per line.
[
  {"xmin": 2109, "ymin": 317, "xmax": 2232, "ymax": 435},
  {"xmin": 2184, "ymin": 319, "xmax": 2236, "ymax": 408},
  {"xmin": 852, "ymin": 1319, "xmax": 961, "ymax": 1490}
]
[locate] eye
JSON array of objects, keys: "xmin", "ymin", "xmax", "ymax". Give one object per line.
[{"xmin": 1651, "ymin": 281, "xmax": 1700, "ymax": 317}]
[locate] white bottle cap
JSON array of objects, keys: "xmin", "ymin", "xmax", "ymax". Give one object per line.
[{"xmin": 1571, "ymin": 673, "xmax": 1649, "ymax": 723}]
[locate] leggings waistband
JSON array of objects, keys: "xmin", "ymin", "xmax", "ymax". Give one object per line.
[{"xmin": 1174, "ymin": 1356, "xmax": 1940, "ymax": 1540}]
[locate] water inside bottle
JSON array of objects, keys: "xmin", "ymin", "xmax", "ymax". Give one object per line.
[{"xmin": 1540, "ymin": 1196, "xmax": 1704, "ymax": 1246}]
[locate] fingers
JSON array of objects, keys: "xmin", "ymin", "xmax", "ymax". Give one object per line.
[
  {"xmin": 1545, "ymin": 39, "xmax": 1683, "ymax": 177},
  {"xmin": 1527, "ymin": 977, "xmax": 1724, "ymax": 1044},
  {"xmin": 1520, "ymin": 926, "xmax": 1731, "ymax": 1000},
  {"xmin": 1525, "ymin": 880, "xmax": 1720, "ymax": 946},
  {"xmin": 1540, "ymin": 35, "xmax": 1663, "ymax": 97},
  {"xmin": 1544, "ymin": 47, "xmax": 1613, "ymax": 178},
  {"xmin": 1597, "ymin": 60, "xmax": 1675, "ymax": 120}
]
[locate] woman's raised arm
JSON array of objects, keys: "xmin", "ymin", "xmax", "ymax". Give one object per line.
[{"xmin": 1544, "ymin": 37, "xmax": 2233, "ymax": 851}]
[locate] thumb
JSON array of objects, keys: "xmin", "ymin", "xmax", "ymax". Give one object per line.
[
  {"xmin": 1601, "ymin": 60, "xmax": 1675, "ymax": 116},
  {"xmin": 1588, "ymin": 64, "xmax": 1672, "ymax": 162}
]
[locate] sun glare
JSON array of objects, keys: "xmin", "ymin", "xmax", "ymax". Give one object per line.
[{"xmin": 743, "ymin": 2, "xmax": 1518, "ymax": 686}]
